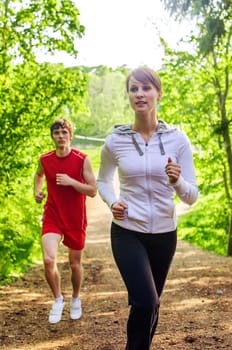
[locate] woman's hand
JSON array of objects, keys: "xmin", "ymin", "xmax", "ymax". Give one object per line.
[
  {"xmin": 165, "ymin": 157, "xmax": 181, "ymax": 184},
  {"xmin": 111, "ymin": 201, "xmax": 128, "ymax": 220}
]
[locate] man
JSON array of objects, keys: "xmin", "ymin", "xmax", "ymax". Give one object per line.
[{"xmin": 34, "ymin": 118, "xmax": 97, "ymax": 324}]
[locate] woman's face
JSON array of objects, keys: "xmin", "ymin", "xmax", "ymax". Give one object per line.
[{"xmin": 128, "ymin": 76, "xmax": 161, "ymax": 115}]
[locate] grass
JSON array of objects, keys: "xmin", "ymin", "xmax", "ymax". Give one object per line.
[{"xmin": 76, "ymin": 144, "xmax": 102, "ymax": 173}]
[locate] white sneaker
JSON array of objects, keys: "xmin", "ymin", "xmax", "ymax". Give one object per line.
[
  {"xmin": 70, "ymin": 297, "xmax": 82, "ymax": 320},
  {"xmin": 49, "ymin": 301, "xmax": 65, "ymax": 324}
]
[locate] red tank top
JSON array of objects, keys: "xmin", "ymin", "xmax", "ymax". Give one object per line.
[{"xmin": 40, "ymin": 148, "xmax": 87, "ymax": 233}]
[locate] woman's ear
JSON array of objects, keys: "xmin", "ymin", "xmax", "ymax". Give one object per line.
[{"xmin": 157, "ymin": 92, "xmax": 162, "ymax": 101}]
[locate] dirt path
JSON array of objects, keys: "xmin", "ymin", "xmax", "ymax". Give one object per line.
[{"xmin": 1, "ymin": 194, "xmax": 232, "ymax": 350}]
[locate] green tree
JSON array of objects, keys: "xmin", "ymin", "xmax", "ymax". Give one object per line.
[
  {"xmin": 0, "ymin": 0, "xmax": 87, "ymax": 188},
  {"xmin": 0, "ymin": 0, "xmax": 84, "ymax": 71},
  {"xmin": 160, "ymin": 0, "xmax": 232, "ymax": 254},
  {"xmin": 0, "ymin": 0, "xmax": 88, "ymax": 282},
  {"xmin": 73, "ymin": 66, "xmax": 132, "ymax": 138},
  {"xmin": 162, "ymin": 0, "xmax": 231, "ymax": 18},
  {"xmin": 0, "ymin": 62, "xmax": 87, "ymax": 190}
]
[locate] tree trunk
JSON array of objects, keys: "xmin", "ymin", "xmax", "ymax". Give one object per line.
[{"xmin": 227, "ymin": 208, "xmax": 232, "ymax": 256}]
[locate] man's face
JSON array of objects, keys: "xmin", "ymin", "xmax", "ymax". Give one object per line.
[{"xmin": 52, "ymin": 127, "xmax": 71, "ymax": 149}]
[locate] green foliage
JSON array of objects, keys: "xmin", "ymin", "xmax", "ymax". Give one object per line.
[
  {"xmin": 161, "ymin": 0, "xmax": 231, "ymax": 20},
  {"xmin": 0, "ymin": 0, "xmax": 88, "ymax": 196},
  {"xmin": 0, "ymin": 62, "xmax": 88, "ymax": 191},
  {"xmin": 0, "ymin": 183, "xmax": 42, "ymax": 284},
  {"xmin": 73, "ymin": 66, "xmax": 132, "ymax": 137},
  {"xmin": 0, "ymin": 0, "xmax": 85, "ymax": 67},
  {"xmin": 0, "ymin": 61, "xmax": 88, "ymax": 283},
  {"xmin": 178, "ymin": 192, "xmax": 229, "ymax": 255},
  {"xmin": 0, "ymin": 0, "xmax": 89, "ymax": 283},
  {"xmin": 159, "ymin": 0, "xmax": 232, "ymax": 251}
]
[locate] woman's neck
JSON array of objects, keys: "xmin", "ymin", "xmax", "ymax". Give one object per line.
[
  {"xmin": 133, "ymin": 114, "xmax": 159, "ymax": 133},
  {"xmin": 132, "ymin": 114, "xmax": 159, "ymax": 143}
]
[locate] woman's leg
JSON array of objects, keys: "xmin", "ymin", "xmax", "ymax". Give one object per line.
[
  {"xmin": 146, "ymin": 230, "xmax": 177, "ymax": 339},
  {"xmin": 111, "ymin": 223, "xmax": 159, "ymax": 350},
  {"xmin": 146, "ymin": 230, "xmax": 177, "ymax": 297}
]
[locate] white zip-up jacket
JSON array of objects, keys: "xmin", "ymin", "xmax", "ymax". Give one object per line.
[{"xmin": 97, "ymin": 120, "xmax": 198, "ymax": 234}]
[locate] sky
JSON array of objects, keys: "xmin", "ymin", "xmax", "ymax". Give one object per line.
[{"xmin": 38, "ymin": 0, "xmax": 193, "ymax": 70}]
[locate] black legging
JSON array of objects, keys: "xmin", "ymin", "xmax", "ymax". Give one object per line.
[{"xmin": 111, "ymin": 222, "xmax": 177, "ymax": 350}]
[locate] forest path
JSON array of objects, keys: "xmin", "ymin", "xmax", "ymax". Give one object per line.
[{"xmin": 0, "ymin": 193, "xmax": 232, "ymax": 350}]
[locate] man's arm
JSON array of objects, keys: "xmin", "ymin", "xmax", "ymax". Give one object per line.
[
  {"xmin": 56, "ymin": 157, "xmax": 97, "ymax": 197},
  {"xmin": 34, "ymin": 160, "xmax": 46, "ymax": 203}
]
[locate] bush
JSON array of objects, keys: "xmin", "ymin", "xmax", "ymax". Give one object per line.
[
  {"xmin": 0, "ymin": 187, "xmax": 42, "ymax": 284},
  {"xmin": 178, "ymin": 192, "xmax": 229, "ymax": 256}
]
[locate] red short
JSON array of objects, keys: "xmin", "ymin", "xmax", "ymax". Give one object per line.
[{"xmin": 42, "ymin": 223, "xmax": 86, "ymax": 250}]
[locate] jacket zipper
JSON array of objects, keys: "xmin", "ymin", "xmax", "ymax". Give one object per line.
[{"xmin": 145, "ymin": 142, "xmax": 154, "ymax": 232}]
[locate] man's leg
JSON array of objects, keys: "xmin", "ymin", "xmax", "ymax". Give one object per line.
[
  {"xmin": 69, "ymin": 249, "xmax": 83, "ymax": 320},
  {"xmin": 42, "ymin": 233, "xmax": 62, "ymax": 298},
  {"xmin": 42, "ymin": 233, "xmax": 64, "ymax": 324},
  {"xmin": 69, "ymin": 249, "xmax": 82, "ymax": 297}
]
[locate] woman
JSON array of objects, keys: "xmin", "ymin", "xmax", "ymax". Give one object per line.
[{"xmin": 97, "ymin": 67, "xmax": 198, "ymax": 349}]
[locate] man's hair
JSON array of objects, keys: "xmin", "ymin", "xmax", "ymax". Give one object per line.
[
  {"xmin": 50, "ymin": 118, "xmax": 73, "ymax": 139},
  {"xmin": 126, "ymin": 66, "xmax": 162, "ymax": 95}
]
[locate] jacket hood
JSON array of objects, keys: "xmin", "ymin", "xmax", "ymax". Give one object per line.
[
  {"xmin": 112, "ymin": 120, "xmax": 177, "ymax": 135},
  {"xmin": 110, "ymin": 120, "xmax": 177, "ymax": 156}
]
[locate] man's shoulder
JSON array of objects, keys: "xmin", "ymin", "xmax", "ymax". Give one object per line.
[
  {"xmin": 40, "ymin": 150, "xmax": 56, "ymax": 160},
  {"xmin": 71, "ymin": 148, "xmax": 87, "ymax": 160}
]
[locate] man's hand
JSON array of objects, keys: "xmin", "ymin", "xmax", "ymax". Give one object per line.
[
  {"xmin": 35, "ymin": 192, "xmax": 46, "ymax": 203},
  {"xmin": 56, "ymin": 173, "xmax": 73, "ymax": 186}
]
